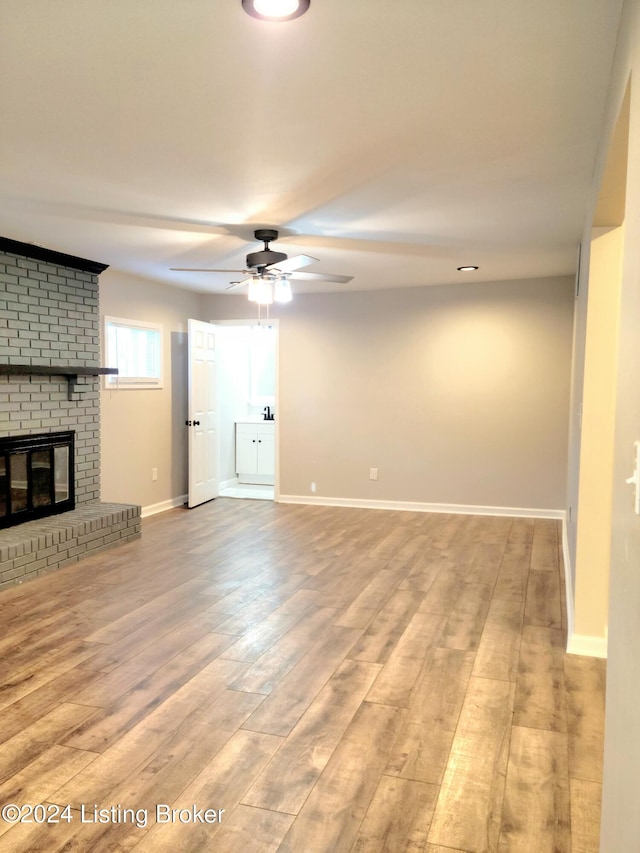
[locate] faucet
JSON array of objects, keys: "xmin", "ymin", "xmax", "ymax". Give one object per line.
[{"xmin": 262, "ymin": 406, "xmax": 274, "ymax": 421}]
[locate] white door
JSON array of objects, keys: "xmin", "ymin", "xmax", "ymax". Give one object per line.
[{"xmin": 187, "ymin": 319, "xmax": 218, "ymax": 508}]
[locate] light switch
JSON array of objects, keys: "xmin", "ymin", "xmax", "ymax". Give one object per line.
[{"xmin": 625, "ymin": 440, "xmax": 640, "ymax": 515}]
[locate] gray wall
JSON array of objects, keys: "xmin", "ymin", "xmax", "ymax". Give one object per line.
[
  {"xmin": 0, "ymin": 248, "xmax": 101, "ymax": 504},
  {"xmin": 204, "ymin": 275, "xmax": 575, "ymax": 511},
  {"xmin": 99, "ymin": 269, "xmax": 203, "ymax": 509}
]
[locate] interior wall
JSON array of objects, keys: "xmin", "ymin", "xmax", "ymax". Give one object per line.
[
  {"xmin": 595, "ymin": 0, "xmax": 640, "ymax": 847},
  {"xmin": 573, "ymin": 226, "xmax": 624, "ymax": 647},
  {"xmin": 566, "ymin": 86, "xmax": 630, "ymax": 651},
  {"xmin": 99, "ymin": 269, "xmax": 202, "ymax": 510},
  {"xmin": 204, "ymin": 275, "xmax": 574, "ymax": 511}
]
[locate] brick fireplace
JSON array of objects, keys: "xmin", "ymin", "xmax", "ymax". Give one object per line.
[{"xmin": 0, "ymin": 236, "xmax": 141, "ymax": 589}]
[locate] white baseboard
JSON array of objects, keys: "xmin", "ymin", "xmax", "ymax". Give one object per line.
[
  {"xmin": 141, "ymin": 494, "xmax": 187, "ymax": 518},
  {"xmin": 238, "ymin": 474, "xmax": 274, "ymax": 486},
  {"xmin": 219, "ymin": 477, "xmax": 239, "ymax": 491},
  {"xmin": 277, "ymin": 494, "xmax": 564, "ymax": 519},
  {"xmin": 567, "ymin": 633, "xmax": 608, "ymax": 658}
]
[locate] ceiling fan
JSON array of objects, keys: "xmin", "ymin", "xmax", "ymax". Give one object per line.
[{"xmin": 170, "ymin": 228, "xmax": 353, "ymax": 299}]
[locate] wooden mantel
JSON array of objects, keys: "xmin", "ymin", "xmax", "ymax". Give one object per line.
[{"xmin": 0, "ymin": 364, "xmax": 118, "ymax": 400}]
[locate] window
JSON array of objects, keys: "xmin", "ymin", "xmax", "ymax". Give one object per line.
[{"xmin": 104, "ymin": 316, "xmax": 163, "ymax": 389}]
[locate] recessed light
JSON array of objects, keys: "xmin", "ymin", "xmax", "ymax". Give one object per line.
[
  {"xmin": 242, "ymin": 0, "xmax": 310, "ymax": 21},
  {"xmin": 457, "ymin": 265, "xmax": 479, "ymax": 272}
]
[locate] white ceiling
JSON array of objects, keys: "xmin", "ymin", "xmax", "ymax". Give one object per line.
[{"xmin": 0, "ymin": 0, "xmax": 623, "ymax": 294}]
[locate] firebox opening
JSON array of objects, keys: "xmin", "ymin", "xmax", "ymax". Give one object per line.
[{"xmin": 0, "ymin": 431, "xmax": 75, "ymax": 529}]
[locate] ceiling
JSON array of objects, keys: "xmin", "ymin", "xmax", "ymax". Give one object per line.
[{"xmin": 0, "ymin": 0, "xmax": 623, "ymax": 295}]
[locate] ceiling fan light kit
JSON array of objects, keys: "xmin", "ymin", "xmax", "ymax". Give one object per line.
[
  {"xmin": 248, "ymin": 278, "xmax": 274, "ymax": 304},
  {"xmin": 247, "ymin": 276, "xmax": 292, "ymax": 305},
  {"xmin": 273, "ymin": 278, "xmax": 292, "ymax": 303},
  {"xmin": 242, "ymin": 0, "xmax": 310, "ymax": 21}
]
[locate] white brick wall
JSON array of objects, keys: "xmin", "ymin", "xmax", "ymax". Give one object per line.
[{"xmin": 0, "ymin": 250, "xmax": 101, "ymax": 503}]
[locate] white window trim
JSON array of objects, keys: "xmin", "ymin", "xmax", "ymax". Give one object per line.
[{"xmin": 104, "ymin": 316, "xmax": 164, "ymax": 390}]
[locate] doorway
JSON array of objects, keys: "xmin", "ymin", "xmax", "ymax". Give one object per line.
[{"xmin": 213, "ymin": 320, "xmax": 279, "ymax": 502}]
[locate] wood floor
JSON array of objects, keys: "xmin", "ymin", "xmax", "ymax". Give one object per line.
[{"xmin": 0, "ymin": 499, "xmax": 605, "ymax": 852}]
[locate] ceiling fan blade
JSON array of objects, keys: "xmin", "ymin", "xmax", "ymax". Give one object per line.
[
  {"xmin": 0, "ymin": 197, "xmax": 238, "ymax": 237},
  {"xmin": 271, "ymin": 254, "xmax": 319, "ymax": 273},
  {"xmin": 288, "ymin": 271, "xmax": 353, "ymax": 283},
  {"xmin": 170, "ymin": 267, "xmax": 249, "ymax": 273},
  {"xmin": 225, "ymin": 278, "xmax": 253, "ymax": 291},
  {"xmin": 285, "ymin": 233, "xmax": 454, "ymax": 258}
]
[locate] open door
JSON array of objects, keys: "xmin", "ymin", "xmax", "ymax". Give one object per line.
[{"xmin": 187, "ymin": 319, "xmax": 218, "ymax": 508}]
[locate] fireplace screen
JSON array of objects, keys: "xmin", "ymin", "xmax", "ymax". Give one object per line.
[{"xmin": 0, "ymin": 431, "xmax": 75, "ymax": 529}]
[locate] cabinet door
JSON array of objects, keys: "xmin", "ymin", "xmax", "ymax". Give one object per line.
[
  {"xmin": 256, "ymin": 433, "xmax": 275, "ymax": 476},
  {"xmin": 236, "ymin": 432, "xmax": 258, "ymax": 474}
]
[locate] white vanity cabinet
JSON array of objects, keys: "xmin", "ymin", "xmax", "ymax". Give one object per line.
[{"xmin": 235, "ymin": 421, "xmax": 275, "ymax": 485}]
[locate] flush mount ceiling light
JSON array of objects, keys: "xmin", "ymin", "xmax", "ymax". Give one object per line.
[
  {"xmin": 242, "ymin": 0, "xmax": 310, "ymax": 21},
  {"xmin": 457, "ymin": 265, "xmax": 479, "ymax": 272}
]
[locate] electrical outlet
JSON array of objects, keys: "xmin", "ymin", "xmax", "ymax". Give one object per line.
[
  {"xmin": 152, "ymin": 468, "xmax": 158, "ymax": 481},
  {"xmin": 369, "ymin": 468, "xmax": 378, "ymax": 480},
  {"xmin": 310, "ymin": 481, "xmax": 317, "ymax": 493}
]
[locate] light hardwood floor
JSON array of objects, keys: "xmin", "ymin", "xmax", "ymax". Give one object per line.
[{"xmin": 0, "ymin": 500, "xmax": 605, "ymax": 852}]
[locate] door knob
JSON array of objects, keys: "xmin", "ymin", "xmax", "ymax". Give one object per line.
[{"xmin": 185, "ymin": 420, "xmax": 192, "ymax": 426}]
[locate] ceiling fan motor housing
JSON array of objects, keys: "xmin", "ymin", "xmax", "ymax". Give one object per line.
[
  {"xmin": 247, "ymin": 228, "xmax": 286, "ymax": 270},
  {"xmin": 246, "ymin": 248, "xmax": 288, "ymax": 270}
]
